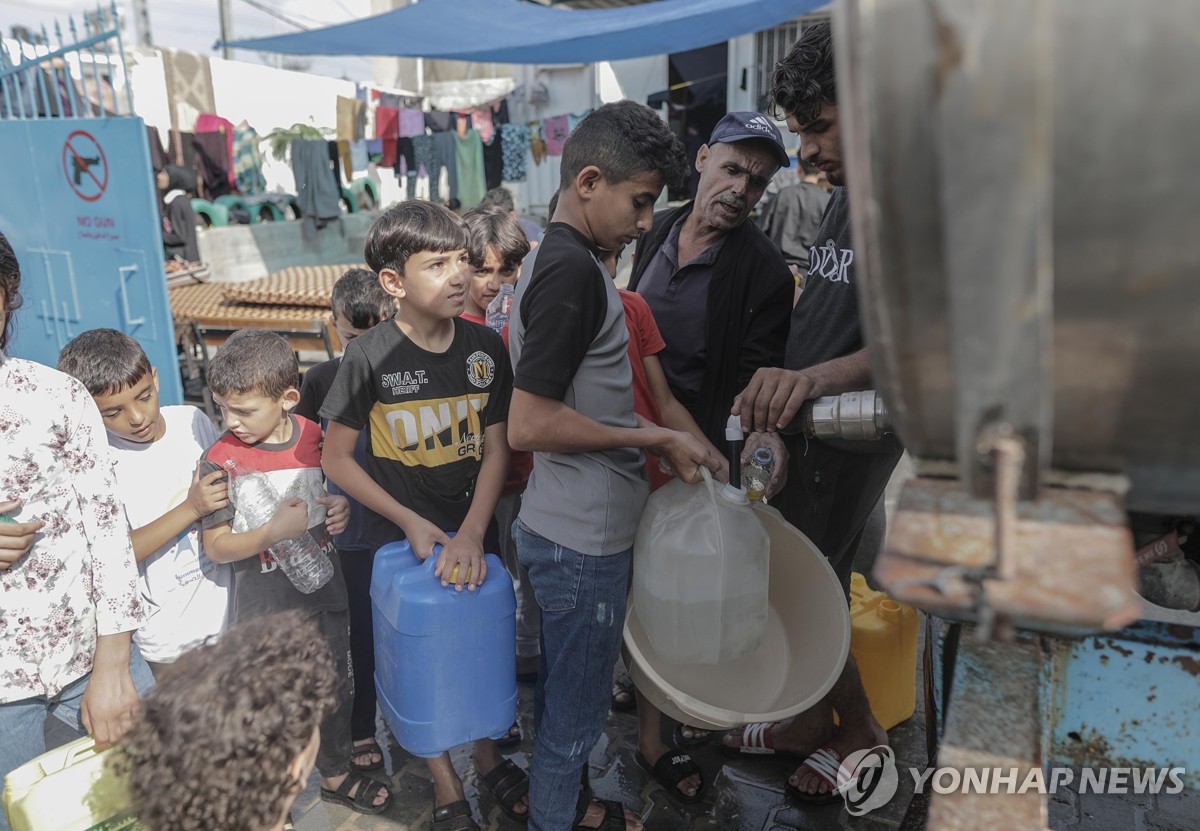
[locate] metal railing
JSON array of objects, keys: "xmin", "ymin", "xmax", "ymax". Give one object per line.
[{"xmin": 0, "ymin": 2, "xmax": 133, "ymax": 120}]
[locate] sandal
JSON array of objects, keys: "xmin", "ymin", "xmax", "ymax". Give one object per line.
[
  {"xmin": 495, "ymin": 720, "xmax": 523, "ymax": 750},
  {"xmin": 572, "ymin": 798, "xmax": 637, "ymax": 830},
  {"xmin": 785, "ymin": 746, "xmax": 846, "ymax": 805},
  {"xmin": 432, "ymin": 799, "xmax": 480, "ymax": 830},
  {"xmin": 671, "ymin": 723, "xmax": 713, "ymax": 749},
  {"xmin": 634, "ymin": 750, "xmax": 705, "ymax": 804},
  {"xmin": 610, "ymin": 673, "xmax": 636, "ymax": 712},
  {"xmin": 719, "ymin": 722, "xmax": 804, "ymax": 760},
  {"xmin": 320, "ymin": 770, "xmax": 392, "ymax": 815},
  {"xmin": 351, "ymin": 737, "xmax": 384, "ymax": 771},
  {"xmin": 478, "ymin": 757, "xmax": 530, "ymax": 823}
]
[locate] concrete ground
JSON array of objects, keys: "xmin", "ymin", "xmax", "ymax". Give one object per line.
[{"xmin": 321, "ymin": 665, "xmax": 930, "ymax": 831}]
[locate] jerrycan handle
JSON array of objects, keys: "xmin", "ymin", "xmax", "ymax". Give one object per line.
[{"xmin": 427, "ymin": 538, "xmax": 474, "ymax": 588}]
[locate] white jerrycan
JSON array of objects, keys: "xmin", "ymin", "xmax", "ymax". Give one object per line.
[{"xmin": 632, "ymin": 467, "xmax": 770, "ymax": 665}]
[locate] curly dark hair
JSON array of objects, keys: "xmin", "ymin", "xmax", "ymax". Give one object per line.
[
  {"xmin": 0, "ymin": 230, "xmax": 23, "ymax": 352},
  {"xmin": 111, "ymin": 611, "xmax": 336, "ymax": 831},
  {"xmin": 771, "ymin": 21, "xmax": 837, "ymax": 126},
  {"xmin": 560, "ymin": 100, "xmax": 690, "ymax": 195}
]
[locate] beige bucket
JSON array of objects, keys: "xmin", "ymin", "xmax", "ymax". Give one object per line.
[{"xmin": 623, "ymin": 502, "xmax": 851, "ymax": 730}]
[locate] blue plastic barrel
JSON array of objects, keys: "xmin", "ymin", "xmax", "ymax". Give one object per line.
[{"xmin": 371, "ymin": 539, "xmax": 517, "ymax": 757}]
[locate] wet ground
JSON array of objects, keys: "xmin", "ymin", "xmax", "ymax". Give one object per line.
[{"xmin": 315, "ymin": 664, "xmax": 931, "ymax": 831}]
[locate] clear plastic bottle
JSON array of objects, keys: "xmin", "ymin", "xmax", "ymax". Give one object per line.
[
  {"xmin": 485, "ymin": 283, "xmax": 516, "ymax": 334},
  {"xmin": 742, "ymin": 446, "xmax": 775, "ymax": 502},
  {"xmin": 222, "ymin": 458, "xmax": 334, "ymax": 594}
]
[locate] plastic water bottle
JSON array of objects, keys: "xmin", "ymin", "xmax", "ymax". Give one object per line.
[
  {"xmin": 222, "ymin": 458, "xmax": 334, "ymax": 594},
  {"xmin": 485, "ymin": 283, "xmax": 515, "ymax": 334},
  {"xmin": 742, "ymin": 447, "xmax": 775, "ymax": 503}
]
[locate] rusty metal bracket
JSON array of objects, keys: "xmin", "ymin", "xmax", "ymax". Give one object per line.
[{"xmin": 876, "ymin": 476, "xmax": 1141, "ymax": 636}]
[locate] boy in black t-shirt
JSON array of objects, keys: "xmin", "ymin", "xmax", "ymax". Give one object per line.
[
  {"xmin": 296, "ymin": 268, "xmax": 394, "ymax": 774},
  {"xmin": 320, "ymin": 200, "xmax": 523, "ymax": 828}
]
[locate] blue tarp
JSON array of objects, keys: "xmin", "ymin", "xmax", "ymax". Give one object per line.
[{"xmin": 224, "ymin": 0, "xmax": 824, "ymax": 63}]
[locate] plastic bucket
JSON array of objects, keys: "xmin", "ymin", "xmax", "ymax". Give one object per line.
[{"xmin": 623, "ymin": 502, "xmax": 850, "ymax": 730}]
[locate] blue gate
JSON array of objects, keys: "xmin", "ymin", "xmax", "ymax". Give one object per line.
[{"xmin": 0, "ymin": 4, "xmax": 182, "ymax": 404}]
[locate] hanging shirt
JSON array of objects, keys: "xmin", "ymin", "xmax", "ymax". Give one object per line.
[
  {"xmin": 455, "ymin": 129, "xmax": 487, "ymax": 209},
  {"xmin": 399, "ymin": 107, "xmax": 425, "ymax": 138},
  {"xmin": 543, "ymin": 115, "xmax": 569, "ymax": 156}
]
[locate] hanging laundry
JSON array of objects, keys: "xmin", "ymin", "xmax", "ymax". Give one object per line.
[
  {"xmin": 412, "ymin": 134, "xmax": 439, "ymax": 200},
  {"xmin": 528, "ymin": 121, "xmax": 547, "ymax": 165},
  {"xmin": 482, "ymin": 131, "xmax": 503, "ymax": 190},
  {"xmin": 192, "ymin": 132, "xmax": 232, "ymax": 198},
  {"xmin": 292, "ymin": 138, "xmax": 342, "ymax": 239},
  {"xmin": 396, "ymin": 138, "xmax": 417, "ymax": 178},
  {"xmin": 543, "ymin": 115, "xmax": 569, "ymax": 156},
  {"xmin": 455, "ymin": 113, "xmax": 471, "ymax": 138},
  {"xmin": 399, "ymin": 108, "xmax": 425, "ymax": 138},
  {"xmin": 376, "ymin": 106, "xmax": 400, "ymax": 139},
  {"xmin": 367, "ymin": 138, "xmax": 385, "ymax": 165},
  {"xmin": 337, "ymin": 96, "xmax": 365, "ymax": 141},
  {"xmin": 425, "ymin": 110, "xmax": 454, "ymax": 133},
  {"xmin": 196, "ymin": 113, "xmax": 235, "ymax": 187},
  {"xmin": 146, "ymin": 125, "xmax": 166, "ymax": 173},
  {"xmin": 492, "ymin": 98, "xmax": 510, "ymax": 125},
  {"xmin": 382, "ymin": 137, "xmax": 398, "ymax": 168},
  {"xmin": 471, "ymin": 107, "xmax": 495, "ymax": 144},
  {"xmin": 434, "ymin": 132, "xmax": 459, "ymax": 202},
  {"xmin": 233, "ymin": 124, "xmax": 266, "ymax": 194},
  {"xmin": 337, "ymin": 139, "xmax": 353, "ymax": 184},
  {"xmin": 499, "ymin": 123, "xmax": 529, "ymax": 182},
  {"xmin": 350, "ymin": 140, "xmax": 369, "ymax": 174},
  {"xmin": 455, "ymin": 130, "xmax": 487, "ymax": 209}
]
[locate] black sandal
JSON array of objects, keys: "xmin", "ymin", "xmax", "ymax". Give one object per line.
[
  {"xmin": 478, "ymin": 757, "xmax": 530, "ymax": 823},
  {"xmin": 671, "ymin": 723, "xmax": 713, "ymax": 749},
  {"xmin": 432, "ymin": 799, "xmax": 480, "ymax": 830},
  {"xmin": 351, "ymin": 737, "xmax": 384, "ymax": 771},
  {"xmin": 572, "ymin": 798, "xmax": 637, "ymax": 830},
  {"xmin": 319, "ymin": 770, "xmax": 391, "ymax": 815},
  {"xmin": 610, "ymin": 673, "xmax": 636, "ymax": 712},
  {"xmin": 634, "ymin": 750, "xmax": 705, "ymax": 804}
]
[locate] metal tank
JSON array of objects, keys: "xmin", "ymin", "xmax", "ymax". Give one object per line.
[{"xmin": 837, "ymin": 0, "xmax": 1200, "ymax": 514}]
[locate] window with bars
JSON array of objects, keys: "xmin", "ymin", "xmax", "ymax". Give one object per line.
[{"xmin": 752, "ymin": 12, "xmax": 830, "ymax": 112}]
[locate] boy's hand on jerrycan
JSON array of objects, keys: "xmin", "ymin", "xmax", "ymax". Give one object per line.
[
  {"xmin": 266, "ymin": 497, "xmax": 310, "ymax": 543},
  {"xmin": 436, "ymin": 530, "xmax": 488, "ymax": 593}
]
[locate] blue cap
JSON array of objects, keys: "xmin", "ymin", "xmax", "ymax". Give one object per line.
[{"xmin": 708, "ymin": 111, "xmax": 790, "ymax": 168}]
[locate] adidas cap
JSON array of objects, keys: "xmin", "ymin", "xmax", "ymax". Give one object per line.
[{"xmin": 708, "ymin": 112, "xmax": 790, "ymax": 168}]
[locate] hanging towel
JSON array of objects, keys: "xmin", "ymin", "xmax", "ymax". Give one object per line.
[
  {"xmin": 337, "ymin": 139, "xmax": 353, "ymax": 184},
  {"xmin": 232, "ymin": 124, "xmax": 266, "ymax": 194},
  {"xmin": 337, "ymin": 95, "xmax": 365, "ymax": 141},
  {"xmin": 543, "ymin": 115, "xmax": 569, "ymax": 156}
]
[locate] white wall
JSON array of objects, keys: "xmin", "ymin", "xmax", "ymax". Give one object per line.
[{"xmin": 209, "ymin": 56, "xmax": 355, "ymax": 133}]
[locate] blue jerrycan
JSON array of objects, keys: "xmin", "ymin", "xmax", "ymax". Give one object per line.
[{"xmin": 371, "ymin": 539, "xmax": 517, "ymax": 757}]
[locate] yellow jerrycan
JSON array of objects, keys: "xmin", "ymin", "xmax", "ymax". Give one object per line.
[
  {"xmin": 2, "ymin": 737, "xmax": 143, "ymax": 831},
  {"xmin": 849, "ymin": 572, "xmax": 919, "ymax": 730}
]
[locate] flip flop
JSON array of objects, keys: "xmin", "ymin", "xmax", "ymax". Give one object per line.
[
  {"xmin": 785, "ymin": 745, "xmax": 845, "ymax": 805},
  {"xmin": 351, "ymin": 737, "xmax": 384, "ymax": 771},
  {"xmin": 478, "ymin": 757, "xmax": 530, "ymax": 823},
  {"xmin": 320, "ymin": 770, "xmax": 391, "ymax": 815},
  {"xmin": 634, "ymin": 750, "xmax": 705, "ymax": 804},
  {"xmin": 719, "ymin": 722, "xmax": 804, "ymax": 759},
  {"xmin": 672, "ymin": 723, "xmax": 713, "ymax": 749}
]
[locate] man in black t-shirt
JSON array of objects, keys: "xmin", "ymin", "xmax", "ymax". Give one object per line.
[{"xmin": 726, "ymin": 21, "xmax": 904, "ymax": 804}]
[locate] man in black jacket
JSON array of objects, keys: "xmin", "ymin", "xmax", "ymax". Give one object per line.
[{"xmin": 628, "ymin": 112, "xmax": 794, "ymax": 456}]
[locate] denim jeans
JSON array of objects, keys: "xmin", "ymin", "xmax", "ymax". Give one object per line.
[
  {"xmin": 0, "ymin": 645, "xmax": 154, "ymax": 831},
  {"xmin": 514, "ymin": 519, "xmax": 631, "ymax": 831}
]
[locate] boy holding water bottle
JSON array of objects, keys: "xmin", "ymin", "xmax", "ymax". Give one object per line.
[
  {"xmin": 321, "ymin": 200, "xmax": 523, "ymax": 828},
  {"xmin": 197, "ymin": 329, "xmax": 392, "ymax": 816}
]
